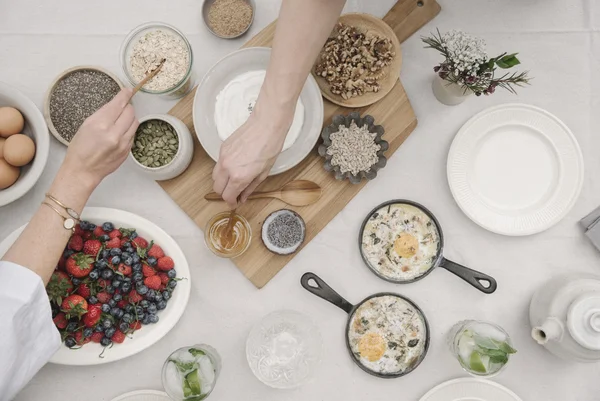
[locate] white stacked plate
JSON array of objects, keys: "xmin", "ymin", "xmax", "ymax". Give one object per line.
[{"xmin": 419, "ymin": 378, "xmax": 523, "ymax": 401}]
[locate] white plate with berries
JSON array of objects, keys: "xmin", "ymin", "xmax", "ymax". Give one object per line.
[{"xmin": 0, "ymin": 207, "xmax": 191, "ymax": 366}]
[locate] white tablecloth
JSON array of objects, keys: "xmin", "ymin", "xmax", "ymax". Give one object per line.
[{"xmin": 2, "ymin": 0, "xmax": 600, "ymax": 399}]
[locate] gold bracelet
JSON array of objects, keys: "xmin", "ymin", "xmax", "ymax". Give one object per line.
[
  {"xmin": 42, "ymin": 201, "xmax": 76, "ymax": 231},
  {"xmin": 45, "ymin": 193, "xmax": 80, "ymax": 221}
]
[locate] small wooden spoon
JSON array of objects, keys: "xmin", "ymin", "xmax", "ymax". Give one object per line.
[
  {"xmin": 131, "ymin": 58, "xmax": 166, "ymax": 96},
  {"xmin": 205, "ymin": 180, "xmax": 322, "ymax": 207},
  {"xmin": 223, "ymin": 208, "xmax": 236, "ymax": 248}
]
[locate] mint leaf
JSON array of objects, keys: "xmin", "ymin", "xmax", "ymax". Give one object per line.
[
  {"xmin": 189, "ymin": 348, "xmax": 206, "ymax": 357},
  {"xmin": 473, "ymin": 334, "xmax": 499, "ymax": 350},
  {"xmin": 489, "ymin": 353, "xmax": 508, "ymax": 364},
  {"xmin": 497, "ymin": 341, "xmax": 517, "ymax": 354},
  {"xmin": 169, "ymin": 359, "xmax": 195, "ymax": 373},
  {"xmin": 496, "ymin": 53, "xmax": 520, "ymax": 69}
]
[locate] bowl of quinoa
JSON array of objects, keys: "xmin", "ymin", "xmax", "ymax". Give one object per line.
[{"xmin": 318, "ymin": 111, "xmax": 388, "ymax": 184}]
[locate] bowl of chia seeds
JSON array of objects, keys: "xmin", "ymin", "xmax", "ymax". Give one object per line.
[
  {"xmin": 44, "ymin": 66, "xmax": 124, "ymax": 146},
  {"xmin": 129, "ymin": 114, "xmax": 194, "ymax": 181},
  {"xmin": 318, "ymin": 112, "xmax": 388, "ymax": 184},
  {"xmin": 261, "ymin": 209, "xmax": 306, "ymax": 255}
]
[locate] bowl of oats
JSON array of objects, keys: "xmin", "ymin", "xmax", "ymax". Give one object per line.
[{"xmin": 318, "ymin": 112, "xmax": 388, "ymax": 184}]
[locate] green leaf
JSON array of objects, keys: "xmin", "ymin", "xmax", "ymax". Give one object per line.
[
  {"xmin": 473, "ymin": 334, "xmax": 499, "ymax": 350},
  {"xmin": 189, "ymin": 348, "xmax": 206, "ymax": 357},
  {"xmin": 489, "ymin": 353, "xmax": 509, "ymax": 364},
  {"xmin": 498, "ymin": 341, "xmax": 517, "ymax": 354},
  {"xmin": 169, "ymin": 359, "xmax": 195, "ymax": 373},
  {"xmin": 186, "ymin": 369, "xmax": 202, "ymax": 396},
  {"xmin": 496, "ymin": 53, "xmax": 520, "ymax": 69}
]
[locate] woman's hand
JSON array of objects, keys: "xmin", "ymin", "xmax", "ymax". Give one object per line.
[
  {"xmin": 212, "ymin": 99, "xmax": 294, "ymax": 207},
  {"xmin": 62, "ymin": 88, "xmax": 139, "ymax": 187}
]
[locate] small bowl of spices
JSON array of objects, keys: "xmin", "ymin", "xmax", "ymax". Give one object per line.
[
  {"xmin": 129, "ymin": 114, "xmax": 194, "ymax": 181},
  {"xmin": 44, "ymin": 66, "xmax": 123, "ymax": 146},
  {"xmin": 202, "ymin": 0, "xmax": 255, "ymax": 39},
  {"xmin": 120, "ymin": 22, "xmax": 195, "ymax": 99},
  {"xmin": 205, "ymin": 211, "xmax": 252, "ymax": 258},
  {"xmin": 318, "ymin": 112, "xmax": 388, "ymax": 184}
]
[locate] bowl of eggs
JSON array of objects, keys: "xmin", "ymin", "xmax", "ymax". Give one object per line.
[{"xmin": 0, "ymin": 81, "xmax": 49, "ymax": 207}]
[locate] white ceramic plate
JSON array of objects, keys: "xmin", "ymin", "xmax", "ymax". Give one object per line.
[
  {"xmin": 0, "ymin": 207, "xmax": 191, "ymax": 366},
  {"xmin": 419, "ymin": 378, "xmax": 523, "ymax": 401},
  {"xmin": 447, "ymin": 103, "xmax": 584, "ymax": 236},
  {"xmin": 193, "ymin": 47, "xmax": 324, "ymax": 176},
  {"xmin": 110, "ymin": 390, "xmax": 170, "ymax": 401}
]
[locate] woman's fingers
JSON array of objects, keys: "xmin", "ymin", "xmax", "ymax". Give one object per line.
[
  {"xmin": 240, "ymin": 174, "xmax": 265, "ymax": 203},
  {"xmin": 99, "ymin": 89, "xmax": 133, "ymax": 122},
  {"xmin": 123, "ymin": 118, "xmax": 140, "ymax": 146},
  {"xmin": 221, "ymin": 179, "xmax": 244, "ymax": 208},
  {"xmin": 114, "ymin": 104, "xmax": 136, "ymax": 135}
]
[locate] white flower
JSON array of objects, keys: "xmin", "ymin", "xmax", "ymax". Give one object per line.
[{"xmin": 441, "ymin": 30, "xmax": 487, "ymax": 78}]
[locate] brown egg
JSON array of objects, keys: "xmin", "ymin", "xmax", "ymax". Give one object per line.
[
  {"xmin": 0, "ymin": 137, "xmax": 5, "ymax": 159},
  {"xmin": 0, "ymin": 107, "xmax": 25, "ymax": 137},
  {"xmin": 0, "ymin": 158, "xmax": 20, "ymax": 189},
  {"xmin": 3, "ymin": 134, "xmax": 36, "ymax": 167}
]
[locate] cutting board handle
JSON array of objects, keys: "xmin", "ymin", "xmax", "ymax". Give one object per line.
[{"xmin": 383, "ymin": 0, "xmax": 441, "ymax": 43}]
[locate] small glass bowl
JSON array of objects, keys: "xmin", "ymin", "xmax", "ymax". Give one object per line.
[
  {"xmin": 204, "ymin": 211, "xmax": 252, "ymax": 258},
  {"xmin": 162, "ymin": 344, "xmax": 222, "ymax": 400},
  {"xmin": 120, "ymin": 22, "xmax": 195, "ymax": 99}
]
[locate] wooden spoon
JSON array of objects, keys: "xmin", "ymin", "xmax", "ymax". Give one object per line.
[
  {"xmin": 223, "ymin": 208, "xmax": 236, "ymax": 248},
  {"xmin": 205, "ymin": 180, "xmax": 322, "ymax": 207},
  {"xmin": 131, "ymin": 58, "xmax": 166, "ymax": 96}
]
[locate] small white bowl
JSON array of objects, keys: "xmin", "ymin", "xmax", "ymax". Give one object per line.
[
  {"xmin": 129, "ymin": 114, "xmax": 193, "ymax": 181},
  {"xmin": 0, "ymin": 81, "xmax": 50, "ymax": 207}
]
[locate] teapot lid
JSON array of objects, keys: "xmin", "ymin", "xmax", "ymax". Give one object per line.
[{"xmin": 568, "ymin": 293, "xmax": 600, "ymax": 350}]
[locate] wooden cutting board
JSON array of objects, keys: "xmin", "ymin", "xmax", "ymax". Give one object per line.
[{"xmin": 160, "ymin": 0, "xmax": 441, "ymax": 288}]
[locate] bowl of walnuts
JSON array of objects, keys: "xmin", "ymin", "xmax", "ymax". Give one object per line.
[{"xmin": 312, "ymin": 13, "xmax": 402, "ymax": 108}]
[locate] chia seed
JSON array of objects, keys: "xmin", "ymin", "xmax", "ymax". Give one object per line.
[
  {"xmin": 49, "ymin": 69, "xmax": 121, "ymax": 142},
  {"xmin": 262, "ymin": 210, "xmax": 306, "ymax": 255}
]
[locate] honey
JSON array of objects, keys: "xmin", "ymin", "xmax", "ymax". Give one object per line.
[{"xmin": 205, "ymin": 211, "xmax": 251, "ymax": 258}]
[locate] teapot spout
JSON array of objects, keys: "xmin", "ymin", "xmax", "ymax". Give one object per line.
[{"xmin": 532, "ymin": 317, "xmax": 564, "ymax": 345}]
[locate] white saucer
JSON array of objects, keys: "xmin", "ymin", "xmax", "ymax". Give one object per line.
[
  {"xmin": 447, "ymin": 103, "xmax": 584, "ymax": 236},
  {"xmin": 110, "ymin": 390, "xmax": 170, "ymax": 401},
  {"xmin": 419, "ymin": 378, "xmax": 523, "ymax": 401}
]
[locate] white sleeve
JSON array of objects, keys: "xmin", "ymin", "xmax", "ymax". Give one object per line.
[{"xmin": 0, "ymin": 261, "xmax": 61, "ymax": 401}]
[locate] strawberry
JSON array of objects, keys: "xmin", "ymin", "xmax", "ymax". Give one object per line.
[
  {"xmin": 82, "ymin": 231, "xmax": 93, "ymax": 240},
  {"xmin": 147, "ymin": 244, "xmax": 165, "ymax": 259},
  {"xmin": 68, "ymin": 235, "xmax": 83, "ymax": 251},
  {"xmin": 108, "ymin": 229, "xmax": 122, "ymax": 239},
  {"xmin": 159, "ymin": 284, "xmax": 167, "ymax": 291},
  {"xmin": 53, "ymin": 312, "xmax": 68, "ymax": 329},
  {"xmin": 105, "ymin": 237, "xmax": 121, "ymax": 249},
  {"xmin": 61, "ymin": 295, "xmax": 88, "ymax": 318},
  {"xmin": 47, "ymin": 271, "xmax": 73, "ymax": 304},
  {"xmin": 96, "ymin": 291, "xmax": 111, "ymax": 304},
  {"xmin": 158, "ymin": 272, "xmax": 169, "ymax": 285},
  {"xmin": 91, "ymin": 332, "xmax": 104, "ymax": 343},
  {"xmin": 156, "ymin": 256, "xmax": 174, "ymax": 271},
  {"xmin": 93, "ymin": 226, "xmax": 106, "ymax": 238},
  {"xmin": 128, "ymin": 290, "xmax": 143, "ymax": 303},
  {"xmin": 66, "ymin": 253, "xmax": 94, "ymax": 278},
  {"xmin": 83, "ymin": 239, "xmax": 102, "ymax": 256},
  {"xmin": 117, "ymin": 263, "xmax": 132, "ymax": 276},
  {"xmin": 120, "ymin": 238, "xmax": 130, "ymax": 247},
  {"xmin": 74, "ymin": 224, "xmax": 85, "ymax": 237},
  {"xmin": 117, "ymin": 299, "xmax": 128, "ymax": 309},
  {"xmin": 75, "ymin": 330, "xmax": 91, "ymax": 345},
  {"xmin": 142, "ymin": 264, "xmax": 156, "ymax": 277},
  {"xmin": 82, "ymin": 305, "xmax": 102, "ymax": 328},
  {"xmin": 132, "ymin": 237, "xmax": 148, "ymax": 249},
  {"xmin": 144, "ymin": 275, "xmax": 161, "ymax": 290},
  {"xmin": 112, "ymin": 330, "xmax": 126, "ymax": 344},
  {"xmin": 76, "ymin": 283, "xmax": 91, "ymax": 298},
  {"xmin": 130, "ymin": 321, "xmax": 142, "ymax": 331}
]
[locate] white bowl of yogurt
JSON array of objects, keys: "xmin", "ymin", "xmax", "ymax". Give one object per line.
[{"xmin": 193, "ymin": 47, "xmax": 324, "ymax": 175}]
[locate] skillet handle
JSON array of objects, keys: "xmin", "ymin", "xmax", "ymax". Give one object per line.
[
  {"xmin": 301, "ymin": 272, "xmax": 354, "ymax": 314},
  {"xmin": 439, "ymin": 258, "xmax": 497, "ymax": 294}
]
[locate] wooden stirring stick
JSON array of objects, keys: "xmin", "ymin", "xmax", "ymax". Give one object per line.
[
  {"xmin": 223, "ymin": 208, "xmax": 236, "ymax": 248},
  {"xmin": 131, "ymin": 58, "xmax": 166, "ymax": 96}
]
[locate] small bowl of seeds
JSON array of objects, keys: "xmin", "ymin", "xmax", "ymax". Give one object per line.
[
  {"xmin": 202, "ymin": 0, "xmax": 255, "ymax": 39},
  {"xmin": 318, "ymin": 112, "xmax": 388, "ymax": 184},
  {"xmin": 129, "ymin": 114, "xmax": 194, "ymax": 181}
]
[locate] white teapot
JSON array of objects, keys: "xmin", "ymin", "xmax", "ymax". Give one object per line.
[{"xmin": 529, "ymin": 273, "xmax": 600, "ymax": 362}]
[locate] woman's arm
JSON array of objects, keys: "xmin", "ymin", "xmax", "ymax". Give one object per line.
[
  {"xmin": 213, "ymin": 0, "xmax": 346, "ymax": 207},
  {"xmin": 1, "ymin": 88, "xmax": 138, "ymax": 284}
]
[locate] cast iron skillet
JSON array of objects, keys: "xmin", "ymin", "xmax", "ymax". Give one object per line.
[
  {"xmin": 359, "ymin": 199, "xmax": 498, "ymax": 294},
  {"xmin": 301, "ymin": 272, "xmax": 430, "ymax": 379}
]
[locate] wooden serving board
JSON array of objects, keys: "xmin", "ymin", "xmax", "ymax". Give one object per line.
[{"xmin": 160, "ymin": 0, "xmax": 441, "ymax": 288}]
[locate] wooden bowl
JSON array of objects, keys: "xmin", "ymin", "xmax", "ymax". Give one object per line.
[
  {"xmin": 43, "ymin": 65, "xmax": 124, "ymax": 146},
  {"xmin": 311, "ymin": 13, "xmax": 402, "ymax": 108}
]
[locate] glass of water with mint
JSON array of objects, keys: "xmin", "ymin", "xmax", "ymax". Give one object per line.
[
  {"xmin": 447, "ymin": 320, "xmax": 516, "ymax": 377},
  {"xmin": 162, "ymin": 344, "xmax": 221, "ymax": 400}
]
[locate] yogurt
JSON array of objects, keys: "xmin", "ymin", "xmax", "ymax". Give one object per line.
[{"xmin": 214, "ymin": 70, "xmax": 304, "ymax": 152}]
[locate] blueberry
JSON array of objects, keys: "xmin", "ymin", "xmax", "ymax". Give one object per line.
[
  {"xmin": 121, "ymin": 283, "xmax": 132, "ymax": 293},
  {"xmin": 95, "ymin": 324, "xmax": 105, "ymax": 332},
  {"xmin": 51, "ymin": 303, "xmax": 59, "ymax": 317},
  {"xmin": 101, "ymin": 304, "xmax": 111, "ymax": 313},
  {"xmin": 123, "ymin": 277, "xmax": 132, "ymax": 284},
  {"xmin": 110, "ymin": 307, "xmax": 121, "ymax": 317},
  {"xmin": 130, "ymin": 232, "xmax": 138, "ymax": 239},
  {"xmin": 102, "ymin": 222, "xmax": 114, "ymax": 232},
  {"xmin": 126, "ymin": 246, "xmax": 135, "ymax": 254},
  {"xmin": 66, "ymin": 322, "xmax": 78, "ymax": 332},
  {"xmin": 133, "ymin": 272, "xmax": 143, "ymax": 282},
  {"xmin": 100, "ymin": 337, "xmax": 112, "ymax": 347},
  {"xmin": 125, "ymin": 304, "xmax": 134, "ymax": 313},
  {"xmin": 89, "ymin": 270, "xmax": 100, "ymax": 280},
  {"xmin": 102, "ymin": 319, "xmax": 113, "ymax": 329},
  {"xmin": 83, "ymin": 328, "xmax": 93, "ymax": 337},
  {"xmin": 105, "ymin": 327, "xmax": 116, "ymax": 338},
  {"xmin": 116, "ymin": 309, "xmax": 124, "ymax": 319},
  {"xmin": 137, "ymin": 312, "xmax": 146, "ymax": 321},
  {"xmin": 147, "ymin": 303, "xmax": 157, "ymax": 314},
  {"xmin": 119, "ymin": 322, "xmax": 130, "ymax": 332},
  {"xmin": 88, "ymin": 295, "xmax": 98, "ymax": 304},
  {"xmin": 122, "ymin": 245, "xmax": 131, "ymax": 253},
  {"xmin": 123, "ymin": 257, "xmax": 133, "ymax": 266},
  {"xmin": 135, "ymin": 306, "xmax": 144, "ymax": 315},
  {"xmin": 79, "ymin": 221, "xmax": 91, "ymax": 230},
  {"xmin": 88, "ymin": 223, "xmax": 97, "ymax": 230},
  {"xmin": 101, "ymin": 269, "xmax": 113, "ymax": 280},
  {"xmin": 63, "ymin": 249, "xmax": 75, "ymax": 258},
  {"xmin": 146, "ymin": 289, "xmax": 156, "ymax": 300},
  {"xmin": 147, "ymin": 256, "xmax": 157, "ymax": 266},
  {"xmin": 162, "ymin": 291, "xmax": 171, "ymax": 301},
  {"xmin": 65, "ymin": 337, "xmax": 77, "ymax": 348},
  {"xmin": 99, "ymin": 234, "xmax": 110, "ymax": 242},
  {"xmin": 110, "ymin": 248, "xmax": 122, "ymax": 256},
  {"xmin": 132, "ymin": 262, "xmax": 142, "ymax": 272},
  {"xmin": 71, "ymin": 277, "xmax": 81, "ymax": 286},
  {"xmin": 106, "ymin": 285, "xmax": 115, "ymax": 294},
  {"xmin": 101, "ymin": 249, "xmax": 110, "ymax": 259},
  {"xmin": 113, "ymin": 293, "xmax": 123, "ymax": 302},
  {"xmin": 142, "ymin": 316, "xmax": 150, "ymax": 325},
  {"xmin": 149, "ymin": 314, "xmax": 159, "ymax": 324},
  {"xmin": 137, "ymin": 285, "xmax": 148, "ymax": 295},
  {"xmin": 156, "ymin": 300, "xmax": 167, "ymax": 310},
  {"xmin": 96, "ymin": 259, "xmax": 108, "ymax": 269},
  {"xmin": 155, "ymin": 293, "xmax": 164, "ymax": 302},
  {"xmin": 132, "ymin": 254, "xmax": 141, "ymax": 264},
  {"xmin": 111, "ymin": 255, "xmax": 121, "ymax": 265},
  {"xmin": 112, "ymin": 280, "xmax": 122, "ymax": 289},
  {"xmin": 167, "ymin": 269, "xmax": 177, "ymax": 279},
  {"xmin": 108, "ymin": 299, "xmax": 117, "ymax": 308},
  {"xmin": 140, "ymin": 300, "xmax": 149, "ymax": 309},
  {"xmin": 168, "ymin": 280, "xmax": 177, "ymax": 289},
  {"xmin": 122, "ymin": 313, "xmax": 133, "ymax": 324}
]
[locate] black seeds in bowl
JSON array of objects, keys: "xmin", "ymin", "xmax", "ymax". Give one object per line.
[{"xmin": 261, "ymin": 209, "xmax": 306, "ymax": 255}]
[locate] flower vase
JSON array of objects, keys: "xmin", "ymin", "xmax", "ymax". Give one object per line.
[{"xmin": 432, "ymin": 75, "xmax": 472, "ymax": 106}]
